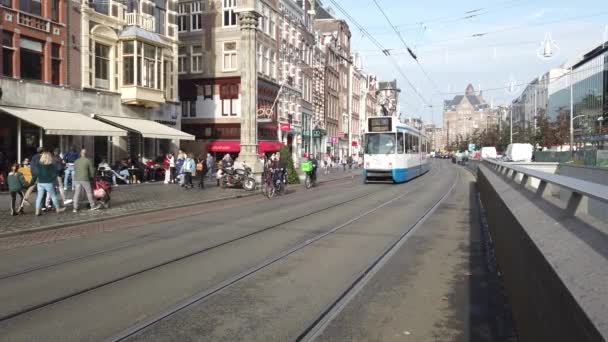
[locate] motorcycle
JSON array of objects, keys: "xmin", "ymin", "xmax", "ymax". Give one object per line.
[{"xmin": 220, "ymin": 164, "xmax": 256, "ymax": 191}]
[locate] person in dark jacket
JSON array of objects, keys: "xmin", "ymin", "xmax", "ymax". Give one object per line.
[
  {"xmin": 33, "ymin": 152, "xmax": 65, "ymax": 215},
  {"xmin": 7, "ymin": 163, "xmax": 27, "ymax": 215},
  {"xmin": 63, "ymin": 146, "xmax": 79, "ymax": 191}
]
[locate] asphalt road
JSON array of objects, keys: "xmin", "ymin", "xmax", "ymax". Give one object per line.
[{"xmin": 0, "ymin": 160, "xmax": 513, "ymax": 341}]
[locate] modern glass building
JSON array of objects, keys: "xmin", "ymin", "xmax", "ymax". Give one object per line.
[{"xmin": 546, "ymin": 43, "xmax": 607, "ymax": 144}]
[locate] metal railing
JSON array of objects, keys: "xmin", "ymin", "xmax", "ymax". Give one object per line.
[
  {"xmin": 483, "ymin": 159, "xmax": 608, "ymax": 216},
  {"xmin": 125, "ymin": 12, "xmax": 155, "ymax": 32}
]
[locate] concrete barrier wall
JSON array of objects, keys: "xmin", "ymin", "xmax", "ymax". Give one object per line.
[
  {"xmin": 557, "ymin": 164, "xmax": 608, "ymax": 223},
  {"xmin": 477, "ymin": 165, "xmax": 606, "ymax": 342}
]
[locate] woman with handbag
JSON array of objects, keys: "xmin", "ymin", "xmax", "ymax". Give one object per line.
[{"xmin": 181, "ymin": 153, "xmax": 196, "ymax": 189}]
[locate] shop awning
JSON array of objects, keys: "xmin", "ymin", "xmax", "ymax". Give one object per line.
[
  {"xmin": 94, "ymin": 115, "xmax": 194, "ymax": 141},
  {"xmin": 259, "ymin": 141, "xmax": 284, "ymax": 153},
  {"xmin": 0, "ymin": 106, "xmax": 127, "ymax": 136},
  {"xmin": 207, "ymin": 140, "xmax": 240, "ymax": 153}
]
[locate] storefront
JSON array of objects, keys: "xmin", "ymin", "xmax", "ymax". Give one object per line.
[
  {"xmin": 92, "ymin": 115, "xmax": 194, "ymax": 162},
  {"xmin": 206, "ymin": 140, "xmax": 284, "ymax": 160},
  {"xmin": 0, "ymin": 106, "xmax": 127, "ymax": 164}
]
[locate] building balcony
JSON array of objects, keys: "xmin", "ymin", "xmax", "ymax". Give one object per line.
[
  {"xmin": 125, "ymin": 12, "xmax": 155, "ymax": 32},
  {"xmin": 120, "ymin": 85, "xmax": 165, "ymax": 107},
  {"xmin": 88, "ymin": 0, "xmax": 126, "ymax": 21},
  {"xmin": 17, "ymin": 11, "xmax": 50, "ymax": 32}
]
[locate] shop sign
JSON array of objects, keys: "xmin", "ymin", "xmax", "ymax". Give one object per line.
[
  {"xmin": 351, "ymin": 141, "xmax": 358, "ymax": 147},
  {"xmin": 331, "ymin": 136, "xmax": 338, "ymax": 144},
  {"xmin": 257, "ymin": 106, "xmax": 275, "ymax": 123},
  {"xmin": 280, "ymin": 122, "xmax": 291, "ymax": 131},
  {"xmin": 312, "ymin": 129, "xmax": 326, "ymax": 137},
  {"xmin": 338, "ymin": 131, "xmax": 345, "ymax": 138}
]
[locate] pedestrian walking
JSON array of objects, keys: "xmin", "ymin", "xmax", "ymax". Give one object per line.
[
  {"xmin": 176, "ymin": 153, "xmax": 185, "ymax": 186},
  {"xmin": 196, "ymin": 154, "xmax": 207, "ymax": 188},
  {"xmin": 33, "ymin": 151, "xmax": 65, "ymax": 215},
  {"xmin": 63, "ymin": 146, "xmax": 79, "ymax": 191},
  {"xmin": 206, "ymin": 153, "xmax": 215, "ymax": 180},
  {"xmin": 22, "ymin": 147, "xmax": 43, "ymax": 208},
  {"xmin": 181, "ymin": 153, "xmax": 196, "ymax": 189},
  {"xmin": 72, "ymin": 149, "xmax": 101, "ymax": 212},
  {"xmin": 7, "ymin": 163, "xmax": 27, "ymax": 216},
  {"xmin": 168, "ymin": 152, "xmax": 176, "ymax": 184}
]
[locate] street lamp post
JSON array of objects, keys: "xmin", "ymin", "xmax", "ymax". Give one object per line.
[{"xmin": 510, "ymin": 105, "xmax": 513, "ymax": 144}]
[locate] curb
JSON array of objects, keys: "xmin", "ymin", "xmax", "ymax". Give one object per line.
[{"xmin": 0, "ymin": 173, "xmax": 361, "ymax": 239}]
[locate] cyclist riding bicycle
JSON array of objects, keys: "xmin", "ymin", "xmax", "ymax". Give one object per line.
[{"xmin": 302, "ymin": 153, "xmax": 318, "ymax": 188}]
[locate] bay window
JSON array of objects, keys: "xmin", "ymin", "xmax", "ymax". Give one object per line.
[{"xmin": 121, "ymin": 40, "xmax": 163, "ymax": 90}]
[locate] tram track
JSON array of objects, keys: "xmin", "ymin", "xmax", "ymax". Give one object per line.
[
  {"xmin": 0, "ymin": 174, "xmax": 361, "ymax": 281},
  {"xmin": 108, "ymin": 163, "xmax": 451, "ymax": 341},
  {"xmin": 0, "ymin": 176, "xmax": 398, "ymax": 323}
]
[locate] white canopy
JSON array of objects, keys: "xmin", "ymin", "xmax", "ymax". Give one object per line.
[
  {"xmin": 93, "ymin": 115, "xmax": 195, "ymax": 141},
  {"xmin": 0, "ymin": 106, "xmax": 127, "ymax": 136}
]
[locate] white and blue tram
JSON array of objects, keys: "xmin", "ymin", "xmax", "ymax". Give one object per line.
[{"xmin": 363, "ymin": 116, "xmax": 431, "ymax": 183}]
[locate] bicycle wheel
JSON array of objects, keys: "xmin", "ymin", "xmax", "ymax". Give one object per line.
[{"xmin": 305, "ymin": 174, "xmax": 312, "ymax": 189}]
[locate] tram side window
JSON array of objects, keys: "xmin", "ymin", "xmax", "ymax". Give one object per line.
[
  {"xmin": 397, "ymin": 133, "xmax": 404, "ymax": 154},
  {"xmin": 412, "ymin": 135, "xmax": 418, "ymax": 153},
  {"xmin": 404, "ymin": 133, "xmax": 411, "ymax": 153},
  {"xmin": 422, "ymin": 139, "xmax": 426, "ymax": 153}
]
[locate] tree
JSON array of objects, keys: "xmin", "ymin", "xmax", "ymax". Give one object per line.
[{"xmin": 279, "ymin": 146, "xmax": 300, "ymax": 184}]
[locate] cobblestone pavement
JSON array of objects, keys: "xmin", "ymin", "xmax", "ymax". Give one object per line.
[{"xmin": 0, "ymin": 168, "xmax": 361, "ymax": 235}]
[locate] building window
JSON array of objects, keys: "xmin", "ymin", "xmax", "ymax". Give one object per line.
[
  {"xmin": 222, "ymin": 41, "xmax": 237, "ymax": 71},
  {"xmin": 123, "ymin": 41, "xmax": 134, "ymax": 85},
  {"xmin": 20, "ymin": 37, "xmax": 43, "ymax": 81},
  {"xmin": 269, "ymin": 13, "xmax": 275, "ymax": 38},
  {"xmin": 1, "ymin": 31, "xmax": 13, "ymax": 77},
  {"xmin": 94, "ymin": 43, "xmax": 110, "ymax": 89},
  {"xmin": 190, "ymin": 100, "xmax": 196, "ymax": 117},
  {"xmin": 51, "ymin": 0, "xmax": 60, "ymax": 22},
  {"xmin": 203, "ymin": 84, "xmax": 213, "ymax": 99},
  {"xmin": 220, "ymin": 84, "xmax": 238, "ymax": 116},
  {"xmin": 264, "ymin": 47, "xmax": 270, "ymax": 75},
  {"xmin": 178, "ymin": 4, "xmax": 189, "ymax": 32},
  {"xmin": 223, "ymin": 0, "xmax": 237, "ymax": 27},
  {"xmin": 271, "ymin": 51, "xmax": 276, "ymax": 78},
  {"xmin": 178, "ymin": 45, "xmax": 187, "ymax": 74},
  {"xmin": 191, "ymin": 2, "xmax": 202, "ymax": 31},
  {"xmin": 141, "ymin": 43, "xmax": 156, "ymax": 88},
  {"xmin": 51, "ymin": 43, "xmax": 61, "ymax": 85},
  {"xmin": 181, "ymin": 101, "xmax": 190, "ymax": 117},
  {"xmin": 1, "ymin": 0, "xmax": 12, "ymax": 7},
  {"xmin": 20, "ymin": 0, "xmax": 41, "ymax": 16},
  {"xmin": 257, "ymin": 44, "xmax": 262, "ymax": 72},
  {"xmin": 191, "ymin": 45, "xmax": 202, "ymax": 73},
  {"xmin": 154, "ymin": 0, "xmax": 166, "ymax": 35}
]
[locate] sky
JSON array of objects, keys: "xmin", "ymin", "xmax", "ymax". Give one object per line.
[{"xmin": 331, "ymin": 0, "xmax": 608, "ymax": 126}]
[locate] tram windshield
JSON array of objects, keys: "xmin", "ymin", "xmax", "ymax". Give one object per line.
[{"xmin": 365, "ymin": 133, "xmax": 395, "ymax": 154}]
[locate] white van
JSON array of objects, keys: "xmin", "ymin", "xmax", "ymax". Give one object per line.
[
  {"xmin": 505, "ymin": 143, "xmax": 533, "ymax": 162},
  {"xmin": 480, "ymin": 146, "xmax": 497, "ymax": 159}
]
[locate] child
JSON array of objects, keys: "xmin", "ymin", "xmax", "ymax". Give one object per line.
[{"xmin": 7, "ymin": 163, "xmax": 27, "ymax": 215}]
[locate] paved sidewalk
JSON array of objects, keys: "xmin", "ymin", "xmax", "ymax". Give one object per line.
[{"xmin": 0, "ymin": 169, "xmax": 361, "ymax": 236}]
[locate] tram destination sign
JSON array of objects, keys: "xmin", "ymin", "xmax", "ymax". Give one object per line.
[{"xmin": 368, "ymin": 117, "xmax": 392, "ymax": 132}]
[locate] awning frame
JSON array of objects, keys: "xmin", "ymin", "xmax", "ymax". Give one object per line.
[{"xmin": 92, "ymin": 114, "xmax": 195, "ymax": 141}]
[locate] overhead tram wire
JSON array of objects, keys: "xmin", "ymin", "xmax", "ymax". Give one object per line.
[
  {"xmin": 325, "ymin": 0, "xmax": 432, "ymax": 108},
  {"xmin": 370, "ymin": 0, "xmax": 442, "ymax": 95}
]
